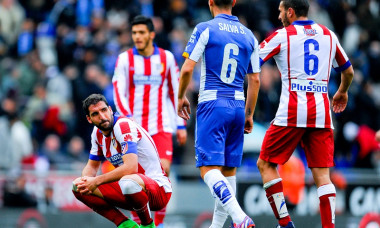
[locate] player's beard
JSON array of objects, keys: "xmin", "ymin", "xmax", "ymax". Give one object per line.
[
  {"xmin": 282, "ymin": 16, "xmax": 291, "ymax": 27},
  {"xmin": 95, "ymin": 115, "xmax": 114, "ymax": 132},
  {"xmin": 96, "ymin": 120, "xmax": 113, "ymax": 131}
]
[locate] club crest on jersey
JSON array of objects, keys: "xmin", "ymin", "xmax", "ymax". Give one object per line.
[
  {"xmin": 111, "ymin": 137, "xmax": 118, "ymax": 149},
  {"xmin": 121, "ymin": 142, "xmax": 128, "ymax": 152},
  {"xmin": 155, "ymin": 63, "xmax": 164, "ymax": 74},
  {"xmin": 304, "ymin": 28, "xmax": 317, "ymax": 36}
]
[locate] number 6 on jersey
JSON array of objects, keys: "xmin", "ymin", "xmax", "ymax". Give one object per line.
[{"xmin": 221, "ymin": 43, "xmax": 239, "ymax": 84}]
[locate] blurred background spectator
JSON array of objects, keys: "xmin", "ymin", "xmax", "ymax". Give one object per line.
[{"xmin": 3, "ymin": 168, "xmax": 37, "ymax": 208}]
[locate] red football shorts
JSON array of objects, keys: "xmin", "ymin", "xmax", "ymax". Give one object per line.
[
  {"xmin": 151, "ymin": 132, "xmax": 173, "ymax": 162},
  {"xmin": 98, "ymin": 174, "xmax": 171, "ymax": 211},
  {"xmin": 260, "ymin": 124, "xmax": 334, "ymax": 168}
]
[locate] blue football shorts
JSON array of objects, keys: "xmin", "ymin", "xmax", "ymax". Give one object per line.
[{"xmin": 195, "ymin": 99, "xmax": 245, "ymax": 167}]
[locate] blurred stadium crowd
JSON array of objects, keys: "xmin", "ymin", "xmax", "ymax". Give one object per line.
[{"xmin": 0, "ymin": 0, "xmax": 380, "ymax": 179}]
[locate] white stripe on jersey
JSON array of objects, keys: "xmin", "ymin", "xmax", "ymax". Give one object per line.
[{"xmin": 189, "ymin": 27, "xmax": 209, "ymax": 63}]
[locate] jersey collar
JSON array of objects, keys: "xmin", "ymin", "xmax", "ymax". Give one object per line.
[
  {"xmin": 132, "ymin": 44, "xmax": 159, "ymax": 57},
  {"xmin": 292, "ymin": 20, "xmax": 315, "ymax": 26},
  {"xmin": 215, "ymin": 14, "xmax": 239, "ymax": 22}
]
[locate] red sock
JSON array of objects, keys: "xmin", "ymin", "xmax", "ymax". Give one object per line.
[
  {"xmin": 73, "ymin": 191, "xmax": 127, "ymax": 226},
  {"xmin": 130, "ymin": 211, "xmax": 141, "ymax": 225},
  {"xmin": 124, "ymin": 191, "xmax": 153, "ymax": 225},
  {"xmin": 318, "ymin": 184, "xmax": 336, "ymax": 228},
  {"xmin": 265, "ymin": 181, "xmax": 291, "ymax": 227},
  {"xmin": 154, "ymin": 206, "xmax": 166, "ymax": 225}
]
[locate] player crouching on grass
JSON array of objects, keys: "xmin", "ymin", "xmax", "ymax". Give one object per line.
[{"xmin": 72, "ymin": 94, "xmax": 172, "ymax": 228}]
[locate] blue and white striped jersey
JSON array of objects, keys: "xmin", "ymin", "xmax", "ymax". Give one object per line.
[{"xmin": 183, "ymin": 14, "xmax": 260, "ymax": 103}]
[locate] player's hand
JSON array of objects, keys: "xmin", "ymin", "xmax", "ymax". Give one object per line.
[
  {"xmin": 332, "ymin": 90, "xmax": 348, "ymax": 113},
  {"xmin": 77, "ymin": 176, "xmax": 97, "ymax": 195},
  {"xmin": 244, "ymin": 117, "xmax": 254, "ymax": 134},
  {"xmin": 176, "ymin": 129, "xmax": 187, "ymax": 146},
  {"xmin": 178, "ymin": 96, "xmax": 191, "ymax": 120}
]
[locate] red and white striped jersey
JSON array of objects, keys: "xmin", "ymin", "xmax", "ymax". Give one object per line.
[
  {"xmin": 112, "ymin": 46, "xmax": 186, "ymax": 136},
  {"xmin": 89, "ymin": 114, "xmax": 172, "ymax": 193},
  {"xmin": 259, "ymin": 20, "xmax": 351, "ymax": 129}
]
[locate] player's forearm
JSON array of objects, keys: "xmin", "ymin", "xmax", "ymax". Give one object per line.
[
  {"xmin": 178, "ymin": 72, "xmax": 192, "ymax": 99},
  {"xmin": 82, "ymin": 163, "xmax": 100, "ymax": 177},
  {"xmin": 94, "ymin": 164, "xmax": 137, "ymax": 186},
  {"xmin": 245, "ymin": 73, "xmax": 260, "ymax": 118},
  {"xmin": 338, "ymin": 66, "xmax": 354, "ymax": 93},
  {"xmin": 178, "ymin": 59, "xmax": 196, "ymax": 98}
]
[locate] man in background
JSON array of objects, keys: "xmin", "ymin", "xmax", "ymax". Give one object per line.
[{"xmin": 112, "ymin": 15, "xmax": 187, "ymax": 227}]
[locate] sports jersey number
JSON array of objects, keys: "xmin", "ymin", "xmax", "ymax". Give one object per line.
[
  {"xmin": 304, "ymin": 39, "xmax": 319, "ymax": 75},
  {"xmin": 221, "ymin": 43, "xmax": 239, "ymax": 84}
]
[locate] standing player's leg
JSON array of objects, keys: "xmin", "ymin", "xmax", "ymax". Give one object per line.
[
  {"xmin": 257, "ymin": 125, "xmax": 303, "ymax": 227},
  {"xmin": 311, "ymin": 168, "xmax": 336, "ymax": 228},
  {"xmin": 303, "ymin": 128, "xmax": 336, "ymax": 228},
  {"xmin": 151, "ymin": 132, "xmax": 173, "ymax": 227},
  {"xmin": 209, "ymin": 168, "xmax": 237, "ymax": 228},
  {"xmin": 72, "ymin": 178, "xmax": 139, "ymax": 228},
  {"xmin": 201, "ymin": 166, "xmax": 254, "ymax": 227},
  {"xmin": 257, "ymin": 159, "xmax": 292, "ymax": 227},
  {"xmin": 197, "ymin": 100, "xmax": 254, "ymax": 227},
  {"xmin": 210, "ymin": 167, "xmax": 237, "ymax": 228}
]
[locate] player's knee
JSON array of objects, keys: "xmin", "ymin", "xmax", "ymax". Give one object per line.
[
  {"xmin": 257, "ymin": 159, "xmax": 275, "ymax": 173},
  {"xmin": 119, "ymin": 178, "xmax": 143, "ymax": 195},
  {"xmin": 257, "ymin": 159, "xmax": 266, "ymax": 172}
]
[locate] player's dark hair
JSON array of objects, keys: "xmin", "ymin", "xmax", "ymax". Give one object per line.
[
  {"xmin": 282, "ymin": 0, "xmax": 309, "ymax": 17},
  {"xmin": 131, "ymin": 15, "xmax": 154, "ymax": 32},
  {"xmin": 82, "ymin": 94, "xmax": 109, "ymax": 116},
  {"xmin": 214, "ymin": 0, "xmax": 234, "ymax": 7}
]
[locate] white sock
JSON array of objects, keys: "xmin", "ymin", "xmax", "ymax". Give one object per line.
[
  {"xmin": 210, "ymin": 176, "xmax": 237, "ymax": 228},
  {"xmin": 204, "ymin": 170, "xmax": 246, "ymax": 224}
]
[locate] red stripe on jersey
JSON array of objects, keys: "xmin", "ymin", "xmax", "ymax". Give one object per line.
[
  {"xmin": 138, "ymin": 164, "xmax": 145, "ymax": 175},
  {"xmin": 115, "ymin": 56, "xmax": 120, "ymax": 68},
  {"xmin": 323, "ymin": 93, "xmax": 331, "ymax": 128},
  {"xmin": 116, "ymin": 140, "xmax": 122, "ymax": 154},
  {"xmin": 319, "ymin": 24, "xmax": 333, "ymax": 127},
  {"xmin": 119, "ymin": 121, "xmax": 131, "ymax": 134},
  {"xmin": 105, "ymin": 136, "xmax": 112, "ymax": 158},
  {"xmin": 260, "ymin": 31, "xmax": 278, "ymax": 49},
  {"xmin": 286, "ymin": 25, "xmax": 298, "ymax": 125},
  {"xmin": 306, "ymin": 92, "xmax": 317, "ymax": 127},
  {"xmin": 96, "ymin": 130, "xmax": 103, "ymax": 156},
  {"xmin": 335, "ymin": 44, "xmax": 346, "ymax": 66},
  {"xmin": 137, "ymin": 128, "xmax": 142, "ymax": 140},
  {"xmin": 263, "ymin": 44, "xmax": 281, "ymax": 62},
  {"xmin": 128, "ymin": 49, "xmax": 135, "ymax": 115},
  {"xmin": 157, "ymin": 48, "xmax": 167, "ymax": 133},
  {"xmin": 113, "ymin": 81, "xmax": 130, "ymax": 116},
  {"xmin": 167, "ymin": 64, "xmax": 175, "ymax": 107},
  {"xmin": 142, "ymin": 57, "xmax": 151, "ymax": 131}
]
